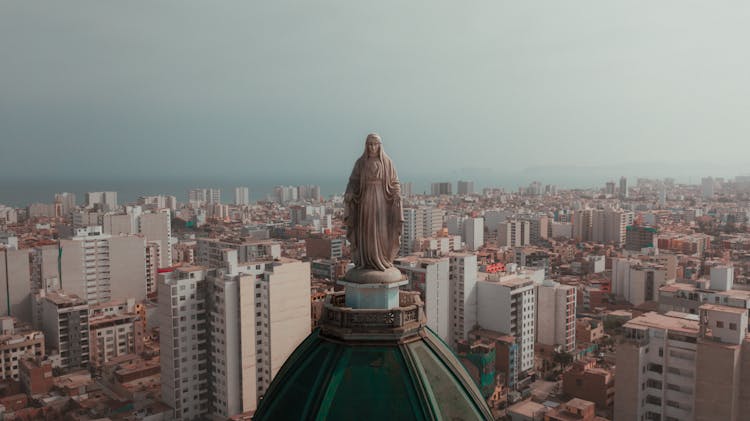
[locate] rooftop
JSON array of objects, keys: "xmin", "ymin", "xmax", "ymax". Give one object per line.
[
  {"xmin": 624, "ymin": 311, "xmax": 699, "ymax": 334},
  {"xmin": 699, "ymin": 303, "xmax": 748, "ymax": 315}
]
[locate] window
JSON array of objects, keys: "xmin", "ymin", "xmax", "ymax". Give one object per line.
[
  {"xmin": 717, "ymin": 321, "xmax": 724, "ymax": 328},
  {"xmin": 730, "ymin": 323, "xmax": 737, "ymax": 331}
]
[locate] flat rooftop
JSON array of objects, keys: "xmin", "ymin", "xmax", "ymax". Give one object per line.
[
  {"xmin": 625, "ymin": 311, "xmax": 699, "ymax": 334},
  {"xmin": 699, "ymin": 304, "xmax": 749, "ymax": 315}
]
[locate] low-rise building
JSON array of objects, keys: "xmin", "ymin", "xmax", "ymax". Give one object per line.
[
  {"xmin": 0, "ymin": 317, "xmax": 45, "ymax": 381},
  {"xmin": 562, "ymin": 359, "xmax": 614, "ymax": 409}
]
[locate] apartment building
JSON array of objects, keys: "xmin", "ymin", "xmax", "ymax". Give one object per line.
[
  {"xmin": 39, "ymin": 291, "xmax": 90, "ymax": 371},
  {"xmin": 159, "ymin": 266, "xmax": 210, "ymax": 421},
  {"xmin": 0, "ymin": 317, "xmax": 44, "ymax": 381},
  {"xmin": 536, "ymin": 280, "xmax": 577, "ymax": 353}
]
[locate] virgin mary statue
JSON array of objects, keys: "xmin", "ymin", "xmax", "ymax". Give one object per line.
[{"xmin": 344, "ymin": 134, "xmax": 404, "ymax": 271}]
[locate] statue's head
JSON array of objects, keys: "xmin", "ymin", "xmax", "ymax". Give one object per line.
[{"xmin": 365, "ymin": 133, "xmax": 382, "ymax": 158}]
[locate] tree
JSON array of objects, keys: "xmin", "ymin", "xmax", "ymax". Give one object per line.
[{"xmin": 553, "ymin": 351, "xmax": 574, "ymax": 371}]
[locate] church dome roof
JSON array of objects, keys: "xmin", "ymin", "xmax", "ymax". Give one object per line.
[{"xmin": 253, "ymin": 291, "xmax": 493, "ymax": 420}]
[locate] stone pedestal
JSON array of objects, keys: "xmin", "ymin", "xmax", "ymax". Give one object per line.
[{"xmin": 338, "ymin": 267, "xmax": 407, "ymax": 309}]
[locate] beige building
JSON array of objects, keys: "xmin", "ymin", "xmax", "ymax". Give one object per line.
[
  {"xmin": 39, "ymin": 291, "xmax": 90, "ymax": 371},
  {"xmin": 159, "ymin": 266, "xmax": 210, "ymax": 421},
  {"xmin": 400, "ymin": 207, "xmax": 444, "ymax": 256},
  {"xmin": 0, "ymin": 317, "xmax": 44, "ymax": 381},
  {"xmin": 615, "ymin": 307, "xmax": 750, "ymax": 421},
  {"xmin": 0, "ymin": 248, "xmax": 33, "ymax": 323},
  {"xmin": 611, "ymin": 257, "xmax": 673, "ymax": 306},
  {"xmin": 88, "ymin": 299, "xmax": 144, "ymax": 369},
  {"xmin": 208, "ymin": 250, "xmax": 311, "ymax": 418},
  {"xmin": 536, "ymin": 280, "xmax": 577, "ymax": 353},
  {"xmin": 57, "ymin": 226, "xmax": 147, "ymax": 304}
]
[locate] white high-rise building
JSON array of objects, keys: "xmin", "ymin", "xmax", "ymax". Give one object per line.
[
  {"xmin": 449, "ymin": 253, "xmax": 478, "ymax": 347},
  {"xmin": 611, "ymin": 257, "xmax": 672, "ymax": 306},
  {"xmin": 57, "ymin": 226, "xmax": 147, "ymax": 304},
  {"xmin": 457, "ymin": 180, "xmax": 474, "ymax": 195},
  {"xmin": 535, "ymin": 280, "xmax": 576, "ymax": 352},
  {"xmin": 138, "ymin": 195, "xmax": 177, "ymax": 211},
  {"xmin": 234, "ymin": 187, "xmax": 250, "ymax": 205},
  {"xmin": 273, "ymin": 186, "xmax": 298, "ymax": 203},
  {"xmin": 395, "ymin": 255, "xmax": 450, "ymax": 341},
  {"xmin": 400, "ymin": 207, "xmax": 444, "ymax": 256},
  {"xmin": 189, "ymin": 188, "xmax": 221, "ymax": 205},
  {"xmin": 619, "ymin": 176, "xmax": 629, "ymax": 199},
  {"xmin": 592, "ymin": 209, "xmax": 634, "ymax": 246},
  {"xmin": 138, "ymin": 209, "xmax": 172, "ymax": 267},
  {"xmin": 497, "ymin": 220, "xmax": 530, "ymax": 247},
  {"xmin": 208, "ymin": 253, "xmax": 311, "ymax": 417},
  {"xmin": 701, "ymin": 177, "xmax": 715, "ymax": 199},
  {"xmin": 54, "ymin": 192, "xmax": 76, "ymax": 215},
  {"xmin": 159, "ymin": 266, "xmax": 210, "ymax": 421},
  {"xmin": 101, "ymin": 207, "xmax": 172, "ymax": 268},
  {"xmin": 463, "ymin": 218, "xmax": 484, "ymax": 251},
  {"xmin": 477, "ymin": 275, "xmax": 536, "ymax": 373},
  {"xmin": 86, "ymin": 191, "xmax": 118, "ymax": 211},
  {"xmin": 572, "ymin": 209, "xmax": 593, "ymax": 242}
]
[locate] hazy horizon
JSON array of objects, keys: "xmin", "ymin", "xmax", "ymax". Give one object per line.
[{"xmin": 2, "ymin": 1, "xmax": 750, "ymax": 182}]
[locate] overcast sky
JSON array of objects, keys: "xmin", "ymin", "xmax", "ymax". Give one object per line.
[{"xmin": 2, "ymin": 1, "xmax": 749, "ymax": 182}]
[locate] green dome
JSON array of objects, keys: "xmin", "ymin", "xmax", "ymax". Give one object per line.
[{"xmin": 253, "ymin": 292, "xmax": 493, "ymax": 421}]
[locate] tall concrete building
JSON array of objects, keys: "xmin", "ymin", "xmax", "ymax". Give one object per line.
[
  {"xmin": 616, "ymin": 307, "xmax": 750, "ymax": 421},
  {"xmin": 207, "ymin": 253, "xmax": 311, "ymax": 417},
  {"xmin": 159, "ymin": 266, "xmax": 210, "ymax": 421},
  {"xmin": 54, "ymin": 192, "xmax": 77, "ymax": 215},
  {"xmin": 100, "ymin": 207, "xmax": 172, "ymax": 268},
  {"xmin": 619, "ymin": 176, "xmax": 628, "ymax": 199},
  {"xmin": 86, "ymin": 191, "xmax": 118, "ymax": 211},
  {"xmin": 394, "ymin": 255, "xmax": 450, "ymax": 341},
  {"xmin": 234, "ymin": 187, "xmax": 250, "ymax": 205},
  {"xmin": 536, "ymin": 280, "xmax": 576, "ymax": 353},
  {"xmin": 273, "ymin": 186, "xmax": 298, "ymax": 203},
  {"xmin": 572, "ymin": 209, "xmax": 594, "ymax": 242},
  {"xmin": 611, "ymin": 257, "xmax": 673, "ymax": 306},
  {"xmin": 457, "ymin": 180, "xmax": 474, "ymax": 195},
  {"xmin": 431, "ymin": 182, "xmax": 452, "ymax": 196},
  {"xmin": 400, "ymin": 207, "xmax": 444, "ymax": 256},
  {"xmin": 195, "ymin": 238, "xmax": 281, "ymax": 271},
  {"xmin": 477, "ymin": 275, "xmax": 536, "ymax": 374},
  {"xmin": 57, "ymin": 226, "xmax": 147, "ymax": 304},
  {"xmin": 484, "ymin": 209, "xmax": 510, "ymax": 234},
  {"xmin": 497, "ymin": 220, "xmax": 530, "ymax": 247},
  {"xmin": 189, "ymin": 188, "xmax": 221, "ymax": 205},
  {"xmin": 39, "ymin": 291, "xmax": 90, "ymax": 371},
  {"xmin": 462, "ymin": 217, "xmax": 484, "ymax": 251},
  {"xmin": 701, "ymin": 177, "xmax": 715, "ymax": 199},
  {"xmin": 605, "ymin": 181, "xmax": 615, "ymax": 196},
  {"xmin": 449, "ymin": 253, "xmax": 478, "ymax": 347},
  {"xmin": 401, "ymin": 181, "xmax": 413, "ymax": 197},
  {"xmin": 592, "ymin": 209, "xmax": 634, "ymax": 246},
  {"xmin": 0, "ymin": 248, "xmax": 32, "ymax": 323},
  {"xmin": 138, "ymin": 210, "xmax": 172, "ymax": 267},
  {"xmin": 139, "ymin": 194, "xmax": 177, "ymax": 211},
  {"xmin": 520, "ymin": 214, "xmax": 549, "ymax": 245}
]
